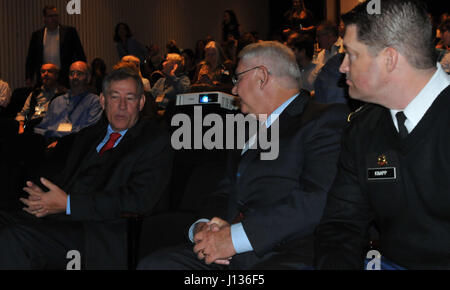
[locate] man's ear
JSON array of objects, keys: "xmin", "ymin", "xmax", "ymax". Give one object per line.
[
  {"xmin": 384, "ymin": 47, "xmax": 398, "ymax": 73},
  {"xmin": 257, "ymin": 66, "xmax": 270, "ymax": 89},
  {"xmin": 99, "ymin": 93, "xmax": 106, "ymax": 110},
  {"xmin": 139, "ymin": 94, "xmax": 146, "ymax": 111}
]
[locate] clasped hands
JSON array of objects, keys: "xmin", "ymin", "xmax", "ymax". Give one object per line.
[
  {"xmin": 192, "ymin": 217, "xmax": 237, "ymax": 266},
  {"xmin": 20, "ymin": 177, "xmax": 68, "ymax": 218}
]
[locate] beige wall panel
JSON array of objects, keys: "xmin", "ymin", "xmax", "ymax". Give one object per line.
[{"xmin": 0, "ymin": 0, "xmax": 269, "ymax": 90}]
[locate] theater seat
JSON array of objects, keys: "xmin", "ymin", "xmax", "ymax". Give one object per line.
[{"xmin": 136, "ymin": 149, "xmax": 228, "ymax": 265}]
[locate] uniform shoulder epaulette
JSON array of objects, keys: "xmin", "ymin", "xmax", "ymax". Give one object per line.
[{"xmin": 347, "ymin": 104, "xmax": 371, "ymax": 123}]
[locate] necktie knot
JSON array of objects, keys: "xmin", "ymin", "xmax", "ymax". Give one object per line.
[
  {"xmin": 99, "ymin": 132, "xmax": 122, "ymax": 155},
  {"xmin": 395, "ymin": 111, "xmax": 408, "ymax": 138}
]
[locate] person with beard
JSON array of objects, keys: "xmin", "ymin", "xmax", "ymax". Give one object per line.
[
  {"xmin": 1, "ymin": 62, "xmax": 101, "ymax": 205},
  {"xmin": 33, "ymin": 61, "xmax": 102, "ymax": 140}
]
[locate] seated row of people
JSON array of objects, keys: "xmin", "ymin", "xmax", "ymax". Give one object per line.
[{"xmin": 0, "ymin": 0, "xmax": 449, "ymax": 270}]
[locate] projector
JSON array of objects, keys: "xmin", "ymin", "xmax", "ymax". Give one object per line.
[{"xmin": 175, "ymin": 91, "xmax": 238, "ymax": 111}]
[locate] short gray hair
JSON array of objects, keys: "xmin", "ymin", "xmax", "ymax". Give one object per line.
[
  {"xmin": 238, "ymin": 41, "xmax": 301, "ymax": 87},
  {"xmin": 342, "ymin": 0, "xmax": 436, "ymax": 69},
  {"xmin": 102, "ymin": 67, "xmax": 144, "ymax": 97}
]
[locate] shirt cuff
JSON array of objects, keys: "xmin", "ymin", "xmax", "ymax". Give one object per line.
[
  {"xmin": 231, "ymin": 223, "xmax": 253, "ymax": 254},
  {"xmin": 188, "ymin": 218, "xmax": 210, "ymax": 243},
  {"xmin": 66, "ymin": 195, "xmax": 71, "ymax": 215}
]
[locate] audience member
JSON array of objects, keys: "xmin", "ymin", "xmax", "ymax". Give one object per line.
[
  {"xmin": 237, "ymin": 32, "xmax": 257, "ymax": 55},
  {"xmin": 33, "ymin": 61, "xmax": 102, "ymax": 140},
  {"xmin": 0, "ymin": 77, "xmax": 12, "ymax": 111},
  {"xmin": 166, "ymin": 40, "xmax": 181, "ymax": 55},
  {"xmin": 437, "ymin": 19, "xmax": 450, "ymax": 73},
  {"xmin": 440, "ymin": 52, "xmax": 450, "ymax": 73},
  {"xmin": 435, "ymin": 13, "xmax": 450, "ymax": 46},
  {"xmin": 194, "ymin": 39, "xmax": 206, "ymax": 64},
  {"xmin": 16, "ymin": 63, "xmax": 67, "ymax": 134},
  {"xmin": 151, "ymin": 53, "xmax": 190, "ymax": 109},
  {"xmin": 192, "ymin": 41, "xmax": 232, "ymax": 92},
  {"xmin": 222, "ymin": 10, "xmax": 240, "ymax": 43},
  {"xmin": 315, "ymin": 0, "xmax": 450, "ymax": 270},
  {"xmin": 5, "ymin": 62, "xmax": 102, "ymax": 191},
  {"xmin": 138, "ymin": 41, "xmax": 348, "ymax": 270},
  {"xmin": 148, "ymin": 44, "xmax": 164, "ymax": 70},
  {"xmin": 223, "ymin": 35, "xmax": 239, "ymax": 68},
  {"xmin": 283, "ymin": 0, "xmax": 315, "ymax": 38},
  {"xmin": 315, "ymin": 21, "xmax": 344, "ymax": 67},
  {"xmin": 314, "ymin": 53, "xmax": 347, "ymax": 103},
  {"xmin": 120, "ymin": 55, "xmax": 151, "ymax": 92},
  {"xmin": 0, "ymin": 67, "xmax": 174, "ymax": 269},
  {"xmin": 89, "ymin": 58, "xmax": 107, "ymax": 95},
  {"xmin": 287, "ymin": 33, "xmax": 321, "ymax": 93},
  {"xmin": 114, "ymin": 23, "xmax": 147, "ymax": 63},
  {"xmin": 25, "ymin": 5, "xmax": 86, "ymax": 88},
  {"xmin": 181, "ymin": 49, "xmax": 197, "ymax": 81}
]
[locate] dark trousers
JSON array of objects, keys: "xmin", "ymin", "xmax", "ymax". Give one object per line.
[
  {"xmin": 0, "ymin": 210, "xmax": 84, "ymax": 269},
  {"xmin": 137, "ymin": 239, "xmax": 314, "ymax": 270}
]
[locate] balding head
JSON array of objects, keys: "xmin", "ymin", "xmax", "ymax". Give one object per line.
[{"xmin": 69, "ymin": 61, "xmax": 91, "ymax": 94}]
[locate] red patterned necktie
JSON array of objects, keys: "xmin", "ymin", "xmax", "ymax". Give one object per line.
[{"xmin": 99, "ymin": 132, "xmax": 122, "ymax": 155}]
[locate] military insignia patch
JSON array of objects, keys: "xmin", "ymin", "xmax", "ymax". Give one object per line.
[{"xmin": 377, "ymin": 155, "xmax": 388, "ymax": 167}]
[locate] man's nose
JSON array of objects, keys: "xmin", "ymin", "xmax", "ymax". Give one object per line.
[
  {"xmin": 339, "ymin": 54, "xmax": 349, "ymax": 74},
  {"xmin": 119, "ymin": 97, "xmax": 127, "ymax": 109},
  {"xmin": 232, "ymin": 84, "xmax": 238, "ymax": 95}
]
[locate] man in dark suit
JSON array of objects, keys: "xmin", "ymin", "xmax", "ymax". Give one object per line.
[
  {"xmin": 138, "ymin": 41, "xmax": 348, "ymax": 270},
  {"xmin": 0, "ymin": 67, "xmax": 174, "ymax": 269},
  {"xmin": 25, "ymin": 5, "xmax": 86, "ymax": 88}
]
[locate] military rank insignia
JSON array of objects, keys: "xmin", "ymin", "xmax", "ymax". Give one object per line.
[{"xmin": 377, "ymin": 155, "xmax": 388, "ymax": 167}]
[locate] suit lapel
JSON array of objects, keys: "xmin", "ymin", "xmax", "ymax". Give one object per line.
[
  {"xmin": 236, "ymin": 92, "xmax": 310, "ymax": 175},
  {"xmin": 60, "ymin": 119, "xmax": 108, "ymax": 186}
]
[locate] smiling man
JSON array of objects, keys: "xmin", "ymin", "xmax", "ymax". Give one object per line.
[
  {"xmin": 314, "ymin": 0, "xmax": 450, "ymax": 270},
  {"xmin": 0, "ymin": 67, "xmax": 174, "ymax": 269}
]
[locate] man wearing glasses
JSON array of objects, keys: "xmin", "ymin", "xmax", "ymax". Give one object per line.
[
  {"xmin": 33, "ymin": 61, "xmax": 102, "ymax": 141},
  {"xmin": 25, "ymin": 5, "xmax": 86, "ymax": 88},
  {"xmin": 138, "ymin": 41, "xmax": 349, "ymax": 270}
]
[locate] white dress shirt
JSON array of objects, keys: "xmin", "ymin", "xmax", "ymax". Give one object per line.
[{"xmin": 390, "ymin": 63, "xmax": 450, "ymax": 134}]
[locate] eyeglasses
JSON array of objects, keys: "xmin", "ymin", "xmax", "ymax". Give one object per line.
[
  {"xmin": 40, "ymin": 69, "xmax": 58, "ymax": 74},
  {"xmin": 69, "ymin": 70, "xmax": 87, "ymax": 77},
  {"xmin": 232, "ymin": 66, "xmax": 265, "ymax": 85}
]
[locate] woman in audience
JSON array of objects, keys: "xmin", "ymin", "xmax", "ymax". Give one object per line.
[
  {"xmin": 222, "ymin": 10, "xmax": 240, "ymax": 43},
  {"xmin": 113, "ymin": 23, "xmax": 147, "ymax": 62},
  {"xmin": 191, "ymin": 41, "xmax": 232, "ymax": 92},
  {"xmin": 283, "ymin": 0, "xmax": 316, "ymax": 39}
]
